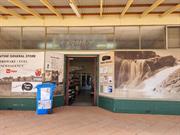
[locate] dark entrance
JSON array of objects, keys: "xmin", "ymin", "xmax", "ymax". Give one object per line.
[{"xmin": 65, "ymin": 56, "xmax": 98, "ymax": 106}]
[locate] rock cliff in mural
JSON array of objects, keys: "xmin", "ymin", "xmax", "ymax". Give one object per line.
[{"xmin": 115, "ymin": 51, "xmax": 180, "ymax": 99}]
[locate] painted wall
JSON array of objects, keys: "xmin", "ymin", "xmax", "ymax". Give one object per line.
[
  {"xmin": 0, "ymin": 52, "xmax": 44, "ymax": 97},
  {"xmin": 114, "ymin": 49, "xmax": 180, "ymax": 101},
  {"xmin": 0, "ymin": 51, "xmax": 66, "ymax": 110},
  {"xmin": 0, "ymin": 51, "xmax": 66, "ymax": 97},
  {"xmin": 1, "ymin": 49, "xmax": 180, "ymax": 113}
]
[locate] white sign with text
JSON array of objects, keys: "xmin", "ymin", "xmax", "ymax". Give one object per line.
[{"xmin": 11, "ymin": 82, "xmax": 42, "ymax": 92}]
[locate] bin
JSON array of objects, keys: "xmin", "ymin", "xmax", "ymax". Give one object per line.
[{"xmin": 36, "ymin": 83, "xmax": 56, "ymax": 115}]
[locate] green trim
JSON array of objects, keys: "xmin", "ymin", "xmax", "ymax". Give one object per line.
[
  {"xmin": 99, "ymin": 96, "xmax": 180, "ymax": 115},
  {"xmin": 99, "ymin": 96, "xmax": 114, "ymax": 112},
  {"xmin": 53, "ymin": 95, "xmax": 65, "ymax": 107},
  {"xmin": 0, "ymin": 98, "xmax": 36, "ymax": 110},
  {"xmin": 96, "ymin": 56, "xmax": 99, "ymax": 106},
  {"xmin": 63, "ymin": 56, "xmax": 67, "ymax": 104},
  {"xmin": 0, "ymin": 95, "xmax": 64, "ymax": 110}
]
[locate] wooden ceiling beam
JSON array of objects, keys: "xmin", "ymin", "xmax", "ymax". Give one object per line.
[
  {"xmin": 121, "ymin": 0, "xmax": 134, "ymax": 16},
  {"xmin": 141, "ymin": 0, "xmax": 165, "ymax": 17},
  {"xmin": 0, "ymin": 14, "xmax": 8, "ymax": 19},
  {"xmin": 161, "ymin": 4, "xmax": 180, "ymax": 17},
  {"xmin": 100, "ymin": 0, "xmax": 103, "ymax": 17},
  {"xmin": 68, "ymin": 0, "xmax": 81, "ymax": 18},
  {"xmin": 40, "ymin": 0, "xmax": 63, "ymax": 18},
  {"xmin": 0, "ymin": 5, "xmax": 24, "ymax": 19},
  {"xmin": 3, "ymin": 3, "xmax": 178, "ymax": 9},
  {"xmin": 8, "ymin": 0, "xmax": 43, "ymax": 19},
  {"xmin": 2, "ymin": 11, "xmax": 179, "ymax": 16}
]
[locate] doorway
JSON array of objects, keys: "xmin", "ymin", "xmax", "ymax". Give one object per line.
[{"xmin": 65, "ymin": 56, "xmax": 98, "ymax": 106}]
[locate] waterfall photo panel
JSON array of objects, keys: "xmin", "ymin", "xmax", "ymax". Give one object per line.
[{"xmin": 115, "ymin": 50, "xmax": 180, "ymax": 100}]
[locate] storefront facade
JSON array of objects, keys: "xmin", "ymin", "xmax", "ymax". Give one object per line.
[
  {"xmin": 0, "ymin": 0, "xmax": 179, "ymax": 114},
  {"xmin": 0, "ymin": 24, "xmax": 179, "ymax": 115}
]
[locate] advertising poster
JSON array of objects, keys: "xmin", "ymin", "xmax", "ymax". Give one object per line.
[
  {"xmin": 0, "ymin": 52, "xmax": 44, "ymax": 96},
  {"xmin": 99, "ymin": 52, "xmax": 114, "ymax": 94},
  {"xmin": 115, "ymin": 50, "xmax": 180, "ymax": 100},
  {"xmin": 41, "ymin": 88, "xmax": 50, "ymax": 100},
  {"xmin": 37, "ymin": 88, "xmax": 52, "ymax": 109},
  {"xmin": 0, "ymin": 52, "xmax": 44, "ymax": 79},
  {"xmin": 45, "ymin": 52, "xmax": 64, "ymax": 83},
  {"xmin": 45, "ymin": 52, "xmax": 64, "ymax": 96},
  {"xmin": 11, "ymin": 82, "xmax": 42, "ymax": 92}
]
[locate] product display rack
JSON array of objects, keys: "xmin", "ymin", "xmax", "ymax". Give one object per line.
[{"xmin": 68, "ymin": 71, "xmax": 80, "ymax": 105}]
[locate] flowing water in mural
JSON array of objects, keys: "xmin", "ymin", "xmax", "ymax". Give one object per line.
[
  {"xmin": 137, "ymin": 64, "xmax": 180, "ymax": 90},
  {"xmin": 116, "ymin": 58, "xmax": 180, "ymax": 99},
  {"xmin": 117, "ymin": 59, "xmax": 151, "ymax": 89}
]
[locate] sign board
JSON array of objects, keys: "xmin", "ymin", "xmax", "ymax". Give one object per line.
[
  {"xmin": 12, "ymin": 82, "xmax": 42, "ymax": 92},
  {"xmin": 45, "ymin": 52, "xmax": 64, "ymax": 82},
  {"xmin": 99, "ymin": 52, "xmax": 114, "ymax": 93},
  {"xmin": 38, "ymin": 88, "xmax": 51, "ymax": 109},
  {"xmin": 0, "ymin": 52, "xmax": 44, "ymax": 79}
]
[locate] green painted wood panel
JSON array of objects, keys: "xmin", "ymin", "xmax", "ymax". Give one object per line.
[
  {"xmin": 98, "ymin": 96, "xmax": 114, "ymax": 112},
  {"xmin": 0, "ymin": 95, "xmax": 64, "ymax": 110},
  {"xmin": 99, "ymin": 96, "xmax": 180, "ymax": 115}
]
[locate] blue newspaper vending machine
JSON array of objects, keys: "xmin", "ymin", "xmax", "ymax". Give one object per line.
[{"xmin": 36, "ymin": 83, "xmax": 56, "ymax": 115}]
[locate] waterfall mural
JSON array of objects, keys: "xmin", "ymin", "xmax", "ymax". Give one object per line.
[{"xmin": 115, "ymin": 50, "xmax": 180, "ymax": 100}]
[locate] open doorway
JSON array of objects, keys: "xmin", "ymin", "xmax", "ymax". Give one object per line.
[{"xmin": 65, "ymin": 56, "xmax": 98, "ymax": 106}]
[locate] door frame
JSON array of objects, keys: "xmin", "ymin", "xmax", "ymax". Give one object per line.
[{"xmin": 64, "ymin": 54, "xmax": 99, "ymax": 106}]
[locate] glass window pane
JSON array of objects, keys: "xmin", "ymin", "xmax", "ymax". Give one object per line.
[
  {"xmin": 141, "ymin": 26, "xmax": 166, "ymax": 49},
  {"xmin": 115, "ymin": 26, "xmax": 139, "ymax": 49},
  {"xmin": 168, "ymin": 27, "xmax": 180, "ymax": 48},
  {"xmin": 91, "ymin": 27, "xmax": 114, "ymax": 34},
  {"xmin": 22, "ymin": 27, "xmax": 45, "ymax": 49},
  {"xmin": 47, "ymin": 33, "xmax": 115, "ymax": 50},
  {"xmin": 69, "ymin": 27, "xmax": 91, "ymax": 33},
  {"xmin": 46, "ymin": 27, "xmax": 115, "ymax": 50},
  {"xmin": 47, "ymin": 27, "xmax": 68, "ymax": 34},
  {"xmin": 0, "ymin": 27, "xmax": 21, "ymax": 49}
]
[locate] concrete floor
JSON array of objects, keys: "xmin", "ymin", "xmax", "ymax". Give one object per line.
[
  {"xmin": 72, "ymin": 90, "xmax": 92, "ymax": 106},
  {"xmin": 0, "ymin": 106, "xmax": 180, "ymax": 135}
]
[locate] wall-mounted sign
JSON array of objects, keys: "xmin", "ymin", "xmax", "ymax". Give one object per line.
[
  {"xmin": 45, "ymin": 52, "xmax": 64, "ymax": 83},
  {"xmin": 102, "ymin": 55, "xmax": 111, "ymax": 61},
  {"xmin": 103, "ymin": 85, "xmax": 113, "ymax": 93},
  {"xmin": 0, "ymin": 52, "xmax": 44, "ymax": 80},
  {"xmin": 99, "ymin": 52, "xmax": 114, "ymax": 94},
  {"xmin": 0, "ymin": 52, "xmax": 44, "ymax": 96},
  {"xmin": 12, "ymin": 82, "xmax": 42, "ymax": 92}
]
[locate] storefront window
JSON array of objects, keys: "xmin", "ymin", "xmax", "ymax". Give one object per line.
[
  {"xmin": 115, "ymin": 26, "xmax": 139, "ymax": 49},
  {"xmin": 141, "ymin": 26, "xmax": 166, "ymax": 49},
  {"xmin": 69, "ymin": 27, "xmax": 91, "ymax": 33},
  {"xmin": 168, "ymin": 26, "xmax": 180, "ymax": 48},
  {"xmin": 22, "ymin": 27, "xmax": 45, "ymax": 49},
  {"xmin": 0, "ymin": 27, "xmax": 21, "ymax": 49},
  {"xmin": 47, "ymin": 27, "xmax": 68, "ymax": 34},
  {"xmin": 0, "ymin": 25, "xmax": 178, "ymax": 50},
  {"xmin": 91, "ymin": 27, "xmax": 114, "ymax": 34},
  {"xmin": 47, "ymin": 33, "xmax": 115, "ymax": 50},
  {"xmin": 46, "ymin": 27, "xmax": 115, "ymax": 50}
]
